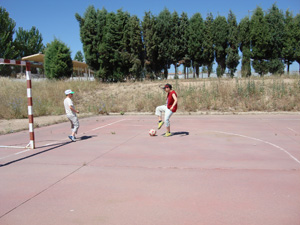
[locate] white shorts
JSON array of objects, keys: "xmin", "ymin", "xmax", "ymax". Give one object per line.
[
  {"xmin": 155, "ymin": 105, "xmax": 173, "ymax": 127},
  {"xmin": 67, "ymin": 114, "xmax": 79, "ymax": 134}
]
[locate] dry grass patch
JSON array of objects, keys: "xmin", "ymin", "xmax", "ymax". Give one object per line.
[{"xmin": 0, "ymin": 76, "xmax": 299, "ymax": 120}]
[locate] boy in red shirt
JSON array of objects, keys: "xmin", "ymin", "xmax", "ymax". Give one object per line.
[{"xmin": 155, "ymin": 84, "xmax": 178, "ymax": 137}]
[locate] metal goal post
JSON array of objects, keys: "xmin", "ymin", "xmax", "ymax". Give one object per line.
[{"xmin": 0, "ymin": 58, "xmax": 35, "ymax": 149}]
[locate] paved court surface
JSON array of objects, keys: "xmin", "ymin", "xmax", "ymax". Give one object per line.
[{"xmin": 0, "ymin": 114, "xmax": 300, "ymax": 225}]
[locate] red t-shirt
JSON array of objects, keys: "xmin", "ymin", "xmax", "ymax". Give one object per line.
[{"xmin": 167, "ymin": 90, "xmax": 177, "ymax": 112}]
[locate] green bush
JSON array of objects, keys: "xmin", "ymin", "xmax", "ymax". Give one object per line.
[{"xmin": 44, "ymin": 39, "xmax": 73, "ymax": 79}]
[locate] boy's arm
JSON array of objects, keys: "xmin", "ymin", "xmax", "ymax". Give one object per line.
[
  {"xmin": 170, "ymin": 93, "xmax": 178, "ymax": 110},
  {"xmin": 69, "ymin": 105, "xmax": 79, "ymax": 113}
]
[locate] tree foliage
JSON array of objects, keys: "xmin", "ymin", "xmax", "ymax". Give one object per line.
[
  {"xmin": 226, "ymin": 10, "xmax": 240, "ymax": 78},
  {"xmin": 213, "ymin": 15, "xmax": 228, "ymax": 77},
  {"xmin": 156, "ymin": 8, "xmax": 173, "ymax": 79},
  {"xmin": 75, "ymin": 6, "xmax": 99, "ymax": 71},
  {"xmin": 250, "ymin": 7, "xmax": 269, "ymax": 76},
  {"xmin": 282, "ymin": 10, "xmax": 295, "ymax": 73},
  {"xmin": 202, "ymin": 13, "xmax": 215, "ymax": 77},
  {"xmin": 188, "ymin": 13, "xmax": 204, "ymax": 78},
  {"xmin": 294, "ymin": 14, "xmax": 300, "ymax": 72},
  {"xmin": 72, "ymin": 4, "xmax": 300, "ymax": 81},
  {"xmin": 0, "ymin": 7, "xmax": 17, "ymax": 76},
  {"xmin": 238, "ymin": 16, "xmax": 251, "ymax": 77},
  {"xmin": 74, "ymin": 51, "xmax": 84, "ymax": 62},
  {"xmin": 44, "ymin": 39, "xmax": 73, "ymax": 79},
  {"xmin": 14, "ymin": 26, "xmax": 44, "ymax": 58},
  {"xmin": 265, "ymin": 4, "xmax": 285, "ymax": 74},
  {"xmin": 142, "ymin": 11, "xmax": 160, "ymax": 79}
]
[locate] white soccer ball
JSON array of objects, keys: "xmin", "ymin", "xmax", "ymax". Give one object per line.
[{"xmin": 149, "ymin": 129, "xmax": 156, "ymax": 136}]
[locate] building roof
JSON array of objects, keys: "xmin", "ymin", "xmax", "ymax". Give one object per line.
[{"xmin": 22, "ymin": 53, "xmax": 89, "ymax": 70}]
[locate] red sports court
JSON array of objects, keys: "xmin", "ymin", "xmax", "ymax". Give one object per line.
[{"xmin": 0, "ymin": 114, "xmax": 300, "ymax": 225}]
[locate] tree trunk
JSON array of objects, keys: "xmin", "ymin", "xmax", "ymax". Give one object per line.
[
  {"xmin": 164, "ymin": 66, "xmax": 168, "ymax": 79},
  {"xmin": 186, "ymin": 66, "xmax": 188, "ymax": 79},
  {"xmin": 193, "ymin": 65, "xmax": 195, "ymax": 79},
  {"xmin": 174, "ymin": 63, "xmax": 178, "ymax": 79}
]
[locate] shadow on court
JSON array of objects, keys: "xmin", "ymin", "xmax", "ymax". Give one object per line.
[
  {"xmin": 172, "ymin": 131, "xmax": 189, "ymax": 136},
  {"xmin": 0, "ymin": 135, "xmax": 96, "ymax": 167}
]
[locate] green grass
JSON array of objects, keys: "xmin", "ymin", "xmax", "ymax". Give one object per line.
[{"xmin": 0, "ymin": 75, "xmax": 299, "ymax": 120}]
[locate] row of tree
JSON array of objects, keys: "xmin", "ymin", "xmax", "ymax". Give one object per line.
[
  {"xmin": 0, "ymin": 7, "xmax": 45, "ymax": 75},
  {"xmin": 0, "ymin": 7, "xmax": 85, "ymax": 78},
  {"xmin": 76, "ymin": 4, "xmax": 300, "ymax": 81},
  {"xmin": 1, "ymin": 5, "xmax": 300, "ymax": 80}
]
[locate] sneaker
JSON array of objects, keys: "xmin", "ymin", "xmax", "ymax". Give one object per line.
[
  {"xmin": 158, "ymin": 121, "xmax": 164, "ymax": 130},
  {"xmin": 68, "ymin": 135, "xmax": 76, "ymax": 142},
  {"xmin": 163, "ymin": 132, "xmax": 172, "ymax": 137}
]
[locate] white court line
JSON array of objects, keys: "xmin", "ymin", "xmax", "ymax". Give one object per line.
[
  {"xmin": 213, "ymin": 130, "xmax": 300, "ymax": 165},
  {"xmin": 40, "ymin": 119, "xmax": 129, "ymax": 147},
  {"xmin": 91, "ymin": 119, "xmax": 128, "ymax": 131},
  {"xmin": 0, "ymin": 145, "xmax": 26, "ymax": 149},
  {"xmin": 288, "ymin": 127, "xmax": 299, "ymax": 134},
  {"xmin": 0, "ymin": 149, "xmax": 31, "ymax": 161},
  {"xmin": 0, "ymin": 119, "xmax": 128, "ymax": 161}
]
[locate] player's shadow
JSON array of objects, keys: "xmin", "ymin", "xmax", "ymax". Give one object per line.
[
  {"xmin": 172, "ymin": 131, "xmax": 189, "ymax": 137},
  {"xmin": 0, "ymin": 135, "xmax": 96, "ymax": 167},
  {"xmin": 78, "ymin": 135, "xmax": 94, "ymax": 141}
]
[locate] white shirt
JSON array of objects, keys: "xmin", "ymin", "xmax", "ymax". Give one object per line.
[{"xmin": 64, "ymin": 97, "xmax": 76, "ymax": 116}]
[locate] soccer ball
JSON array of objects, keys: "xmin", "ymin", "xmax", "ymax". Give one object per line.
[{"xmin": 149, "ymin": 129, "xmax": 156, "ymax": 136}]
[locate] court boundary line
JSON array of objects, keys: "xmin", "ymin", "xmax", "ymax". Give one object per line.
[
  {"xmin": 213, "ymin": 130, "xmax": 300, "ymax": 165},
  {"xmin": 287, "ymin": 127, "xmax": 299, "ymax": 135},
  {"xmin": 0, "ymin": 119, "xmax": 128, "ymax": 161}
]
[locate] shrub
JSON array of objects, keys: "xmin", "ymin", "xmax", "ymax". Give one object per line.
[{"xmin": 44, "ymin": 39, "xmax": 73, "ymax": 79}]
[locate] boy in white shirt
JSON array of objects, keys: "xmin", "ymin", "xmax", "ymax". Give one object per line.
[{"xmin": 64, "ymin": 89, "xmax": 79, "ymax": 142}]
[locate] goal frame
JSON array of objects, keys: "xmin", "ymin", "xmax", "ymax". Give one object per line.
[{"xmin": 0, "ymin": 58, "xmax": 35, "ymax": 149}]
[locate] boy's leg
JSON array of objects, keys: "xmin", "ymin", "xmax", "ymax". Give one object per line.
[
  {"xmin": 72, "ymin": 116, "xmax": 79, "ymax": 137},
  {"xmin": 67, "ymin": 115, "xmax": 79, "ymax": 141},
  {"xmin": 155, "ymin": 105, "xmax": 167, "ymax": 129},
  {"xmin": 164, "ymin": 109, "xmax": 173, "ymax": 136}
]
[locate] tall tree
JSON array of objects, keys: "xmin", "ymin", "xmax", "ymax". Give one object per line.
[
  {"xmin": 179, "ymin": 12, "xmax": 190, "ymax": 79},
  {"xmin": 265, "ymin": 4, "xmax": 285, "ymax": 74},
  {"xmin": 100, "ymin": 12, "xmax": 119, "ymax": 81},
  {"xmin": 96, "ymin": 8, "xmax": 110, "ymax": 81},
  {"xmin": 142, "ymin": 11, "xmax": 160, "ymax": 79},
  {"xmin": 14, "ymin": 26, "xmax": 44, "ymax": 58},
  {"xmin": 123, "ymin": 15, "xmax": 144, "ymax": 80},
  {"xmin": 188, "ymin": 13, "xmax": 204, "ymax": 78},
  {"xmin": 74, "ymin": 51, "xmax": 84, "ymax": 62},
  {"xmin": 114, "ymin": 9, "xmax": 131, "ymax": 81},
  {"xmin": 44, "ymin": 39, "xmax": 73, "ymax": 79},
  {"xmin": 156, "ymin": 8, "xmax": 173, "ymax": 79},
  {"xmin": 295, "ymin": 14, "xmax": 300, "ymax": 73},
  {"xmin": 282, "ymin": 10, "xmax": 296, "ymax": 74},
  {"xmin": 75, "ymin": 6, "xmax": 99, "ymax": 71},
  {"xmin": 238, "ymin": 16, "xmax": 251, "ymax": 77},
  {"xmin": 0, "ymin": 7, "xmax": 17, "ymax": 76},
  {"xmin": 250, "ymin": 6, "xmax": 269, "ymax": 76},
  {"xmin": 170, "ymin": 11, "xmax": 180, "ymax": 78},
  {"xmin": 203, "ymin": 13, "xmax": 215, "ymax": 77},
  {"xmin": 226, "ymin": 10, "xmax": 240, "ymax": 78},
  {"xmin": 213, "ymin": 15, "xmax": 228, "ymax": 77}
]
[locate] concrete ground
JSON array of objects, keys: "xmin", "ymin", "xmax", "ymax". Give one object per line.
[{"xmin": 0, "ymin": 114, "xmax": 300, "ymax": 225}]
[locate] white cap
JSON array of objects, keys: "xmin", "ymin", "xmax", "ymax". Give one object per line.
[{"xmin": 65, "ymin": 89, "xmax": 74, "ymax": 95}]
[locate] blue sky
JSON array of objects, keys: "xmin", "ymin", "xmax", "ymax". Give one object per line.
[{"xmin": 1, "ymin": 0, "xmax": 300, "ymax": 72}]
